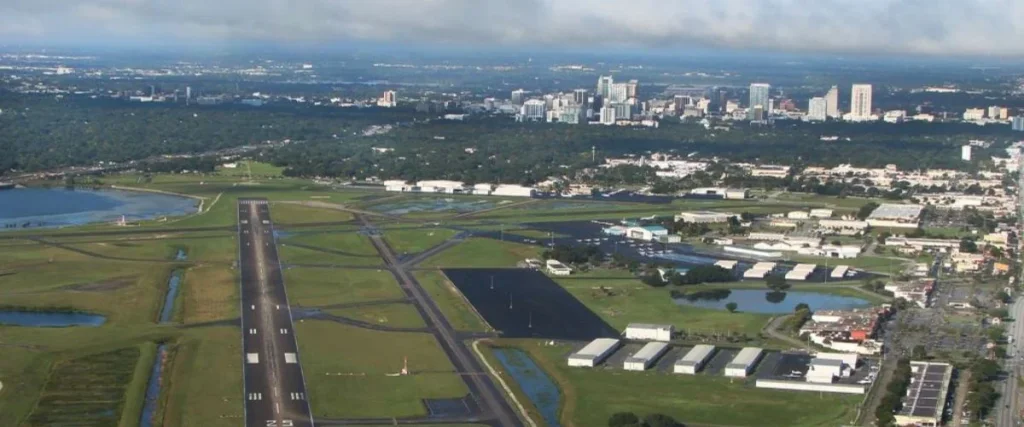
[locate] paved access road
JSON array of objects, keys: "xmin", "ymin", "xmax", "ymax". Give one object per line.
[
  {"xmin": 238, "ymin": 199, "xmax": 314, "ymax": 427},
  {"xmin": 996, "ymin": 295, "xmax": 1024, "ymax": 427}
]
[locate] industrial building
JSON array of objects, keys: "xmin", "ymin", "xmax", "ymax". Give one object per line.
[
  {"xmin": 866, "ymin": 204, "xmax": 924, "ymax": 229},
  {"xmin": 567, "ymin": 338, "xmax": 621, "ymax": 367},
  {"xmin": 624, "ymin": 323, "xmax": 673, "ymax": 342},
  {"xmin": 545, "ymin": 259, "xmax": 572, "ymax": 276},
  {"xmin": 714, "ymin": 260, "xmax": 738, "ymax": 271},
  {"xmin": 894, "ymin": 362, "xmax": 953, "ymax": 427},
  {"xmin": 830, "ymin": 265, "xmax": 850, "ymax": 279},
  {"xmin": 785, "ymin": 264, "xmax": 817, "ymax": 281},
  {"xmin": 742, "ymin": 262, "xmax": 777, "ymax": 279},
  {"xmin": 724, "ymin": 347, "xmax": 764, "ymax": 377},
  {"xmin": 623, "ymin": 342, "xmax": 669, "ymax": 371},
  {"xmin": 673, "ymin": 345, "xmax": 715, "ymax": 374},
  {"xmin": 626, "ymin": 225, "xmax": 669, "ymax": 241},
  {"xmin": 674, "ymin": 211, "xmax": 738, "ymax": 224},
  {"xmin": 687, "ymin": 187, "xmax": 749, "ymax": 199}
]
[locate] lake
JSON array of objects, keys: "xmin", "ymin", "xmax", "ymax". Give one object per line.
[
  {"xmin": 674, "ymin": 289, "xmax": 871, "ymax": 314},
  {"xmin": 0, "ymin": 310, "xmax": 107, "ymax": 327},
  {"xmin": 0, "ymin": 188, "xmax": 198, "ymax": 230}
]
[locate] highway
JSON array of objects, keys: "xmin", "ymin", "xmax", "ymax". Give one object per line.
[
  {"xmin": 238, "ymin": 199, "xmax": 314, "ymax": 427},
  {"xmin": 997, "ymin": 295, "xmax": 1024, "ymax": 427},
  {"xmin": 361, "ymin": 218, "xmax": 523, "ymax": 427}
]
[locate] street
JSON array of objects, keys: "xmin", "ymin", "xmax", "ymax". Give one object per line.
[{"xmin": 995, "ymin": 296, "xmax": 1024, "ymax": 427}]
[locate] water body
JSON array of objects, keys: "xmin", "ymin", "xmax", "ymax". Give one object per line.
[
  {"xmin": 139, "ymin": 344, "xmax": 168, "ymax": 427},
  {"xmin": 674, "ymin": 289, "xmax": 871, "ymax": 314},
  {"xmin": 492, "ymin": 348, "xmax": 562, "ymax": 427},
  {"xmin": 158, "ymin": 251, "xmax": 187, "ymax": 324},
  {"xmin": 0, "ymin": 188, "xmax": 198, "ymax": 230},
  {"xmin": 0, "ymin": 311, "xmax": 106, "ymax": 327},
  {"xmin": 370, "ymin": 198, "xmax": 498, "ymax": 215}
]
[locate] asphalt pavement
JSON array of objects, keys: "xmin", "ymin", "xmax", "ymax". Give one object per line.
[
  {"xmin": 238, "ymin": 199, "xmax": 314, "ymax": 427},
  {"xmin": 996, "ymin": 296, "xmax": 1024, "ymax": 427}
]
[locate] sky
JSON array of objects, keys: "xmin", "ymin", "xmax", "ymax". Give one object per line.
[{"xmin": 3, "ymin": 0, "xmax": 1024, "ymax": 57}]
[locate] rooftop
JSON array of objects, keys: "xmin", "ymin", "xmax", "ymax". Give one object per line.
[
  {"xmin": 897, "ymin": 361, "xmax": 953, "ymax": 422},
  {"xmin": 867, "ymin": 204, "xmax": 924, "ymax": 220}
]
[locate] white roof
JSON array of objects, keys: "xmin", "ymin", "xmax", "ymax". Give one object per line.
[
  {"xmin": 626, "ymin": 323, "xmax": 672, "ymax": 331},
  {"xmin": 810, "ymin": 357, "xmax": 843, "ymax": 367},
  {"xmin": 572, "ymin": 338, "xmax": 620, "ymax": 358},
  {"xmin": 628, "ymin": 342, "xmax": 669, "ymax": 362},
  {"xmin": 677, "ymin": 345, "xmax": 716, "ymax": 365},
  {"xmin": 792, "ymin": 263, "xmax": 817, "ymax": 271},
  {"xmin": 727, "ymin": 347, "xmax": 763, "ymax": 367},
  {"xmin": 867, "ymin": 204, "xmax": 924, "ymax": 220},
  {"xmin": 714, "ymin": 260, "xmax": 738, "ymax": 269}
]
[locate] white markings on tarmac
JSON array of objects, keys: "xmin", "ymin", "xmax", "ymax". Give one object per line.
[
  {"xmin": 248, "ymin": 392, "xmax": 262, "ymax": 400},
  {"xmin": 246, "ymin": 353, "xmax": 260, "ymax": 364},
  {"xmin": 290, "ymin": 392, "xmax": 305, "ymax": 400},
  {"xmin": 279, "ymin": 328, "xmax": 289, "ymax": 334},
  {"xmin": 249, "ymin": 328, "xmax": 257, "ymax": 335},
  {"xmin": 284, "ymin": 353, "xmax": 298, "ymax": 364},
  {"xmin": 251, "ymin": 304, "xmax": 256, "ymax": 310}
]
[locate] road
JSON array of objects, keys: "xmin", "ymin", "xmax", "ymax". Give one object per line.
[
  {"xmin": 360, "ymin": 216, "xmax": 523, "ymax": 427},
  {"xmin": 238, "ymin": 199, "xmax": 314, "ymax": 427},
  {"xmin": 996, "ymin": 296, "xmax": 1024, "ymax": 427}
]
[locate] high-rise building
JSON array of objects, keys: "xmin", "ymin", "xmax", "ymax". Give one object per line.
[
  {"xmin": 748, "ymin": 83, "xmax": 771, "ymax": 121},
  {"xmin": 519, "ymin": 99, "xmax": 546, "ymax": 121},
  {"xmin": 1013, "ymin": 116, "xmax": 1024, "ymax": 132},
  {"xmin": 597, "ymin": 75, "xmax": 613, "ymax": 99},
  {"xmin": 573, "ymin": 89, "xmax": 588, "ymax": 106},
  {"xmin": 963, "ymin": 108, "xmax": 985, "ymax": 121},
  {"xmin": 560, "ymin": 106, "xmax": 584, "ymax": 124},
  {"xmin": 626, "ymin": 80, "xmax": 639, "ymax": 99},
  {"xmin": 612, "ymin": 102, "xmax": 632, "ymax": 121},
  {"xmin": 511, "ymin": 89, "xmax": 526, "ymax": 105},
  {"xmin": 600, "ymin": 106, "xmax": 616, "ymax": 125},
  {"xmin": 673, "ymin": 95, "xmax": 692, "ymax": 112},
  {"xmin": 807, "ymin": 97, "xmax": 827, "ymax": 121},
  {"xmin": 609, "ymin": 83, "xmax": 629, "ymax": 103},
  {"xmin": 378, "ymin": 90, "xmax": 397, "ymax": 108},
  {"xmin": 962, "ymin": 145, "xmax": 972, "ymax": 161},
  {"xmin": 850, "ymin": 84, "xmax": 873, "ymax": 120},
  {"xmin": 988, "ymin": 106, "xmax": 1006, "ymax": 120},
  {"xmin": 825, "ymin": 86, "xmax": 839, "ymax": 118}
]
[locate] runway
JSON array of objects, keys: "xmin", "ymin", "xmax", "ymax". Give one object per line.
[{"xmin": 238, "ymin": 198, "xmax": 314, "ymax": 427}]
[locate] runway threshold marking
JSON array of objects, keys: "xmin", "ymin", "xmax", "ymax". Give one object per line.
[
  {"xmin": 246, "ymin": 353, "xmax": 259, "ymax": 364},
  {"xmin": 284, "ymin": 353, "xmax": 298, "ymax": 364}
]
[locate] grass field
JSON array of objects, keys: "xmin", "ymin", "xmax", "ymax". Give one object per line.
[
  {"xmin": 295, "ymin": 320, "xmax": 469, "ymax": 418},
  {"xmin": 284, "ymin": 267, "xmax": 403, "ymax": 307},
  {"xmin": 270, "ymin": 202, "xmax": 355, "ymax": 225},
  {"xmin": 415, "ymin": 270, "xmax": 490, "ymax": 332},
  {"xmin": 383, "ymin": 227, "xmax": 458, "ymax": 254},
  {"xmin": 161, "ymin": 327, "xmax": 244, "ymax": 427},
  {"xmin": 555, "ymin": 277, "xmax": 771, "ymax": 336},
  {"xmin": 216, "ymin": 161, "xmax": 284, "ymax": 177},
  {"xmin": 326, "ymin": 303, "xmax": 427, "ymax": 329},
  {"xmin": 489, "ymin": 339, "xmax": 862, "ymax": 427},
  {"xmin": 419, "ymin": 238, "xmax": 542, "ymax": 268}
]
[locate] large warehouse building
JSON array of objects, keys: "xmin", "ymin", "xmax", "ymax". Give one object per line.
[
  {"xmin": 623, "ymin": 342, "xmax": 669, "ymax": 371},
  {"xmin": 724, "ymin": 347, "xmax": 764, "ymax": 377},
  {"xmin": 567, "ymin": 338, "xmax": 621, "ymax": 368},
  {"xmin": 624, "ymin": 323, "xmax": 673, "ymax": 342},
  {"xmin": 866, "ymin": 204, "xmax": 924, "ymax": 229},
  {"xmin": 894, "ymin": 361, "xmax": 953, "ymax": 427},
  {"xmin": 673, "ymin": 345, "xmax": 716, "ymax": 374}
]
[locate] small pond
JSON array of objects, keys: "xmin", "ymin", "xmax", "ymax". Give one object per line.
[
  {"xmin": 492, "ymin": 348, "xmax": 561, "ymax": 427},
  {"xmin": 673, "ymin": 289, "xmax": 871, "ymax": 314},
  {"xmin": 0, "ymin": 311, "xmax": 107, "ymax": 327},
  {"xmin": 0, "ymin": 188, "xmax": 198, "ymax": 230}
]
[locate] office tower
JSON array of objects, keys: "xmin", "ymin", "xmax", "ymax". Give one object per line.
[
  {"xmin": 748, "ymin": 83, "xmax": 770, "ymax": 120},
  {"xmin": 560, "ymin": 106, "xmax": 583, "ymax": 124},
  {"xmin": 573, "ymin": 89, "xmax": 588, "ymax": 106},
  {"xmin": 962, "ymin": 145, "xmax": 972, "ymax": 161},
  {"xmin": 511, "ymin": 89, "xmax": 526, "ymax": 105},
  {"xmin": 807, "ymin": 97, "xmax": 827, "ymax": 121},
  {"xmin": 988, "ymin": 106, "xmax": 1006, "ymax": 120},
  {"xmin": 609, "ymin": 83, "xmax": 629, "ymax": 103},
  {"xmin": 543, "ymin": 94, "xmax": 556, "ymax": 109},
  {"xmin": 612, "ymin": 102, "xmax": 632, "ymax": 121},
  {"xmin": 597, "ymin": 75, "xmax": 613, "ymax": 99},
  {"xmin": 520, "ymin": 99, "xmax": 546, "ymax": 121},
  {"xmin": 825, "ymin": 86, "xmax": 839, "ymax": 118},
  {"xmin": 672, "ymin": 95, "xmax": 691, "ymax": 112},
  {"xmin": 626, "ymin": 80, "xmax": 639, "ymax": 99},
  {"xmin": 850, "ymin": 84, "xmax": 873, "ymax": 120},
  {"xmin": 185, "ymin": 86, "xmax": 192, "ymax": 104},
  {"xmin": 963, "ymin": 108, "xmax": 985, "ymax": 121},
  {"xmin": 599, "ymin": 106, "xmax": 616, "ymax": 125},
  {"xmin": 1012, "ymin": 116, "xmax": 1024, "ymax": 131},
  {"xmin": 380, "ymin": 90, "xmax": 397, "ymax": 107}
]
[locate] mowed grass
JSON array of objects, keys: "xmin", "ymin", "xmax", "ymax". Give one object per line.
[
  {"xmin": 295, "ymin": 320, "xmax": 468, "ymax": 418},
  {"xmin": 789, "ymin": 254, "xmax": 907, "ymax": 274},
  {"xmin": 383, "ymin": 227, "xmax": 458, "ymax": 254},
  {"xmin": 161, "ymin": 327, "xmax": 243, "ymax": 427},
  {"xmin": 555, "ymin": 277, "xmax": 770, "ymax": 336},
  {"xmin": 501, "ymin": 339, "xmax": 861, "ymax": 427},
  {"xmin": 420, "ymin": 238, "xmax": 542, "ymax": 268},
  {"xmin": 278, "ymin": 231, "xmax": 383, "ymax": 266},
  {"xmin": 415, "ymin": 271, "xmax": 490, "ymax": 332},
  {"xmin": 326, "ymin": 303, "xmax": 427, "ymax": 329},
  {"xmin": 179, "ymin": 265, "xmax": 239, "ymax": 323},
  {"xmin": 215, "ymin": 161, "xmax": 284, "ymax": 177},
  {"xmin": 284, "ymin": 267, "xmax": 404, "ymax": 307},
  {"xmin": 270, "ymin": 202, "xmax": 355, "ymax": 225},
  {"xmin": 21, "ymin": 346, "xmax": 143, "ymax": 427}
]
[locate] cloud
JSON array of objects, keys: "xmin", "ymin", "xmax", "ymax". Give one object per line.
[{"xmin": 1, "ymin": 0, "xmax": 1023, "ymax": 56}]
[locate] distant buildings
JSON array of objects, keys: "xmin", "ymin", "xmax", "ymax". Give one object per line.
[
  {"xmin": 807, "ymin": 97, "xmax": 827, "ymax": 121},
  {"xmin": 377, "ymin": 90, "xmax": 397, "ymax": 108},
  {"xmin": 825, "ymin": 85, "xmax": 840, "ymax": 118},
  {"xmin": 519, "ymin": 99, "xmax": 546, "ymax": 121},
  {"xmin": 961, "ymin": 145, "xmax": 972, "ymax": 161},
  {"xmin": 748, "ymin": 83, "xmax": 771, "ymax": 121},
  {"xmin": 573, "ymin": 89, "xmax": 588, "ymax": 106},
  {"xmin": 963, "ymin": 108, "xmax": 985, "ymax": 121},
  {"xmin": 849, "ymin": 84, "xmax": 873, "ymax": 121},
  {"xmin": 511, "ymin": 89, "xmax": 526, "ymax": 105},
  {"xmin": 1014, "ymin": 116, "xmax": 1024, "ymax": 132},
  {"xmin": 597, "ymin": 75, "xmax": 614, "ymax": 99},
  {"xmin": 600, "ymin": 106, "xmax": 616, "ymax": 125}
]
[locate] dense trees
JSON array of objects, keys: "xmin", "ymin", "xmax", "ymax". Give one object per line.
[
  {"xmin": 542, "ymin": 244, "xmax": 602, "ymax": 265},
  {"xmin": 875, "ymin": 358, "xmax": 912, "ymax": 426},
  {"xmin": 671, "ymin": 265, "xmax": 734, "ymax": 285},
  {"xmin": 607, "ymin": 412, "xmax": 681, "ymax": 427}
]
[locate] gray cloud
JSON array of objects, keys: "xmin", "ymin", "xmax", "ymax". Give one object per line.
[{"xmin": 2, "ymin": 0, "xmax": 1023, "ymax": 56}]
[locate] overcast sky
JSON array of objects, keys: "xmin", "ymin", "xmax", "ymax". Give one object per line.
[{"xmin": 3, "ymin": 0, "xmax": 1024, "ymax": 57}]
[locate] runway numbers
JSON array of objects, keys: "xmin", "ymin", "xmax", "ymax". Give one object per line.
[
  {"xmin": 266, "ymin": 421, "xmax": 293, "ymax": 427},
  {"xmin": 249, "ymin": 328, "xmax": 257, "ymax": 335},
  {"xmin": 284, "ymin": 353, "xmax": 298, "ymax": 364},
  {"xmin": 290, "ymin": 392, "xmax": 305, "ymax": 400},
  {"xmin": 248, "ymin": 392, "xmax": 262, "ymax": 400},
  {"xmin": 246, "ymin": 353, "xmax": 259, "ymax": 364}
]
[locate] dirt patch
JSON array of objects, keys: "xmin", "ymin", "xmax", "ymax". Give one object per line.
[{"xmin": 64, "ymin": 276, "xmax": 136, "ymax": 292}]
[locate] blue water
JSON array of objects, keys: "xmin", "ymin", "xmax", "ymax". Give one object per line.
[
  {"xmin": 674, "ymin": 289, "xmax": 871, "ymax": 314},
  {"xmin": 158, "ymin": 251, "xmax": 187, "ymax": 324},
  {"xmin": 139, "ymin": 344, "xmax": 168, "ymax": 427},
  {"xmin": 492, "ymin": 348, "xmax": 561, "ymax": 427},
  {"xmin": 0, "ymin": 311, "xmax": 106, "ymax": 327},
  {"xmin": 0, "ymin": 188, "xmax": 198, "ymax": 230},
  {"xmin": 371, "ymin": 198, "xmax": 497, "ymax": 215}
]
